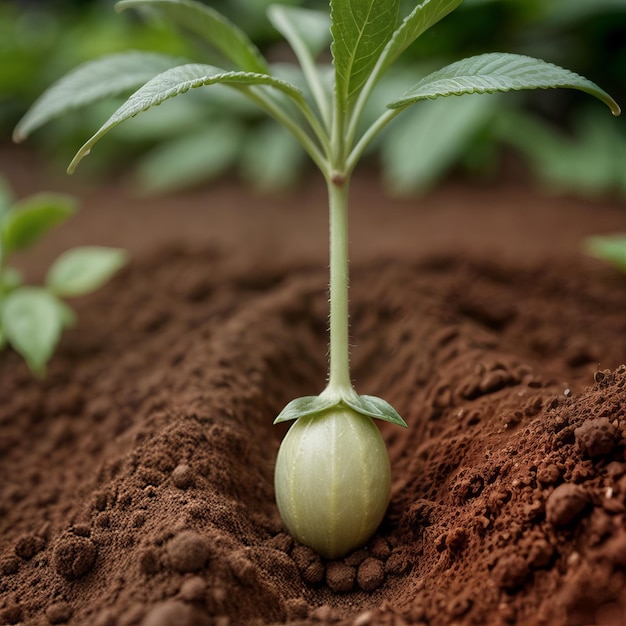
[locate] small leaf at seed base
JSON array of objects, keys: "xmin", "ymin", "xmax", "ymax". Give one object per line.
[
  {"xmin": 585, "ymin": 235, "xmax": 626, "ymax": 274},
  {"xmin": 1, "ymin": 194, "xmax": 76, "ymax": 254},
  {"xmin": 274, "ymin": 395, "xmax": 340, "ymax": 424},
  {"xmin": 343, "ymin": 394, "xmax": 408, "ymax": 427},
  {"xmin": 2, "ymin": 287, "xmax": 65, "ymax": 376},
  {"xmin": 46, "ymin": 246, "xmax": 128, "ymax": 298}
]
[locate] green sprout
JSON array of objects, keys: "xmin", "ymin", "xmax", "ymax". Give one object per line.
[
  {"xmin": 0, "ymin": 177, "xmax": 127, "ymax": 376},
  {"xmin": 14, "ymin": 0, "xmax": 620, "ymax": 557}
]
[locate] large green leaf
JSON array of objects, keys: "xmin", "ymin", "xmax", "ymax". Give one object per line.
[
  {"xmin": 47, "ymin": 246, "xmax": 128, "ymax": 297},
  {"xmin": 116, "ymin": 0, "xmax": 269, "ymax": 74},
  {"xmin": 2, "ymin": 287, "xmax": 65, "ymax": 376},
  {"xmin": 13, "ymin": 52, "xmax": 182, "ymax": 142},
  {"xmin": 67, "ymin": 64, "xmax": 305, "ymax": 173},
  {"xmin": 1, "ymin": 194, "xmax": 77, "ymax": 254},
  {"xmin": 379, "ymin": 0, "xmax": 463, "ymax": 73},
  {"xmin": 388, "ymin": 53, "xmax": 621, "ymax": 116},
  {"xmin": 331, "ymin": 0, "xmax": 399, "ymax": 111}
]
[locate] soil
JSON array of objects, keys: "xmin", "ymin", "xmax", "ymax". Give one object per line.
[{"xmin": 1, "ymin": 146, "xmax": 626, "ymax": 626}]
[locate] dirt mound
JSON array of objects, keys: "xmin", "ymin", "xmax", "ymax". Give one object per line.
[{"xmin": 1, "ymin": 240, "xmax": 626, "ymax": 625}]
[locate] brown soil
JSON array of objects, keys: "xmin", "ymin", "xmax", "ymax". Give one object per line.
[{"xmin": 2, "ymin": 148, "xmax": 626, "ymax": 626}]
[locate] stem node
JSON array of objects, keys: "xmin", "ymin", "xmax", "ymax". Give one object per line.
[{"xmin": 331, "ymin": 171, "xmax": 346, "ymax": 186}]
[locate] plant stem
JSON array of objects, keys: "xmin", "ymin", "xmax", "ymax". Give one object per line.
[{"xmin": 324, "ymin": 175, "xmax": 353, "ymax": 397}]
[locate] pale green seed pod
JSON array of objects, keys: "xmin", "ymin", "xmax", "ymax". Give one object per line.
[{"xmin": 274, "ymin": 407, "xmax": 391, "ymax": 559}]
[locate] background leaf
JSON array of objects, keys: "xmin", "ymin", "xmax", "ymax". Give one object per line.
[
  {"xmin": 585, "ymin": 235, "xmax": 626, "ymax": 273},
  {"xmin": 1, "ymin": 267, "xmax": 23, "ymax": 296},
  {"xmin": 117, "ymin": 0, "xmax": 269, "ymax": 73},
  {"xmin": 241, "ymin": 122, "xmax": 306, "ymax": 191},
  {"xmin": 0, "ymin": 176, "xmax": 14, "ymax": 221},
  {"xmin": 268, "ymin": 5, "xmax": 332, "ymax": 60},
  {"xmin": 135, "ymin": 121, "xmax": 244, "ymax": 193},
  {"xmin": 331, "ymin": 0, "xmax": 399, "ymax": 111},
  {"xmin": 382, "ymin": 93, "xmax": 499, "ymax": 194},
  {"xmin": 495, "ymin": 107, "xmax": 626, "ymax": 197},
  {"xmin": 46, "ymin": 246, "xmax": 128, "ymax": 297},
  {"xmin": 13, "ymin": 51, "xmax": 182, "ymax": 141},
  {"xmin": 1, "ymin": 287, "xmax": 65, "ymax": 376},
  {"xmin": 388, "ymin": 53, "xmax": 621, "ymax": 116},
  {"xmin": 67, "ymin": 64, "xmax": 305, "ymax": 172},
  {"xmin": 1, "ymin": 194, "xmax": 76, "ymax": 254}
]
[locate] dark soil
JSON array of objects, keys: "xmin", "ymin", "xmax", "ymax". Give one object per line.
[{"xmin": 2, "ymin": 148, "xmax": 626, "ymax": 625}]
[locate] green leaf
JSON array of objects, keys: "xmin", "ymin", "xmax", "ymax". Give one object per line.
[
  {"xmin": 379, "ymin": 0, "xmax": 464, "ymax": 73},
  {"xmin": 54, "ymin": 298, "xmax": 77, "ymax": 329},
  {"xmin": 388, "ymin": 53, "xmax": 622, "ymax": 116},
  {"xmin": 274, "ymin": 395, "xmax": 340, "ymax": 424},
  {"xmin": 13, "ymin": 52, "xmax": 182, "ymax": 142},
  {"xmin": 116, "ymin": 0, "xmax": 269, "ymax": 74},
  {"xmin": 1, "ymin": 267, "xmax": 23, "ymax": 296},
  {"xmin": 2, "ymin": 287, "xmax": 65, "ymax": 376},
  {"xmin": 585, "ymin": 235, "xmax": 626, "ymax": 273},
  {"xmin": 0, "ymin": 323, "xmax": 6, "ymax": 352},
  {"xmin": 268, "ymin": 5, "xmax": 331, "ymax": 60},
  {"xmin": 496, "ymin": 108, "xmax": 626, "ymax": 197},
  {"xmin": 67, "ymin": 64, "xmax": 305, "ymax": 173},
  {"xmin": 343, "ymin": 394, "xmax": 408, "ymax": 427},
  {"xmin": 331, "ymin": 0, "xmax": 399, "ymax": 111},
  {"xmin": 0, "ymin": 176, "xmax": 14, "ymax": 221},
  {"xmin": 1, "ymin": 194, "xmax": 77, "ymax": 254},
  {"xmin": 46, "ymin": 246, "xmax": 128, "ymax": 297}
]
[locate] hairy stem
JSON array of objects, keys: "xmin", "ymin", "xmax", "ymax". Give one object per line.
[{"xmin": 324, "ymin": 176, "xmax": 353, "ymax": 396}]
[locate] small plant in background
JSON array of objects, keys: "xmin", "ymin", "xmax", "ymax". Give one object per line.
[
  {"xmin": 585, "ymin": 234, "xmax": 626, "ymax": 274},
  {"xmin": 0, "ymin": 178, "xmax": 127, "ymax": 376},
  {"xmin": 14, "ymin": 0, "xmax": 619, "ymax": 557}
]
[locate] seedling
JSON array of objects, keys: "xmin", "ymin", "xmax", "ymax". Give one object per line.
[
  {"xmin": 14, "ymin": 0, "xmax": 620, "ymax": 557},
  {"xmin": 0, "ymin": 177, "xmax": 127, "ymax": 376}
]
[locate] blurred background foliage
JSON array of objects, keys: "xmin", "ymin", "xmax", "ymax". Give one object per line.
[{"xmin": 1, "ymin": 0, "xmax": 625, "ymax": 196}]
